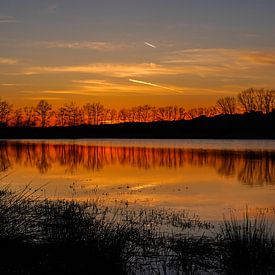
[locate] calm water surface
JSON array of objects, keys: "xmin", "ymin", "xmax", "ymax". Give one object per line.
[{"xmin": 1, "ymin": 139, "xmax": 274, "ymax": 220}]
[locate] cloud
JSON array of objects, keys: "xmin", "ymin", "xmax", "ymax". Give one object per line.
[
  {"xmin": 24, "ymin": 96, "xmax": 62, "ymax": 101},
  {"xmin": 163, "ymin": 48, "xmax": 275, "ymax": 67},
  {"xmin": 241, "ymin": 52, "xmax": 275, "ymax": 65},
  {"xmin": 72, "ymin": 79, "xmax": 113, "ymax": 85},
  {"xmin": 0, "ymin": 16, "xmax": 20, "ymax": 24},
  {"xmin": 144, "ymin": 42, "xmax": 157, "ymax": 49},
  {"xmin": 20, "ymin": 78, "xmax": 229, "ymax": 97},
  {"xmin": 0, "ymin": 57, "xmax": 18, "ymax": 65},
  {"xmin": 129, "ymin": 79, "xmax": 181, "ymax": 94},
  {"xmin": 21, "ymin": 61, "xmax": 230, "ymax": 79},
  {"xmin": 28, "ymin": 41, "xmax": 127, "ymax": 51},
  {"xmin": 0, "ymin": 83, "xmax": 20, "ymax": 86},
  {"xmin": 22, "ymin": 63, "xmax": 183, "ymax": 77}
]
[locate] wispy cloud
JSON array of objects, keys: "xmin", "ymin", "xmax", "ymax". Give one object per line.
[
  {"xmin": 163, "ymin": 48, "xmax": 275, "ymax": 66},
  {"xmin": 0, "ymin": 57, "xmax": 18, "ymax": 65},
  {"xmin": 241, "ymin": 52, "xmax": 275, "ymax": 65},
  {"xmin": 144, "ymin": 41, "xmax": 157, "ymax": 49},
  {"xmin": 28, "ymin": 41, "xmax": 127, "ymax": 51},
  {"xmin": 20, "ymin": 85, "xmax": 231, "ymax": 97},
  {"xmin": 22, "ymin": 63, "xmax": 182, "ymax": 77},
  {"xmin": 0, "ymin": 83, "xmax": 20, "ymax": 86},
  {"xmin": 0, "ymin": 16, "xmax": 20, "ymax": 24},
  {"xmin": 129, "ymin": 79, "xmax": 181, "ymax": 94},
  {"xmin": 72, "ymin": 79, "xmax": 113, "ymax": 85}
]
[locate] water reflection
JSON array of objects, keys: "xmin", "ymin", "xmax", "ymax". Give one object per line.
[{"xmin": 0, "ymin": 141, "xmax": 274, "ymax": 186}]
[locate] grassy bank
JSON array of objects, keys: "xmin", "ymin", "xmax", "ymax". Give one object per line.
[{"xmin": 0, "ymin": 187, "xmax": 274, "ymax": 274}]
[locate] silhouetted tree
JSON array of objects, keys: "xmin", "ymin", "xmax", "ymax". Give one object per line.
[
  {"xmin": 178, "ymin": 107, "xmax": 185, "ymax": 120},
  {"xmin": 158, "ymin": 107, "xmax": 166, "ymax": 121},
  {"xmin": 255, "ymin": 89, "xmax": 275, "ymax": 113},
  {"xmin": 36, "ymin": 100, "xmax": 52, "ymax": 127},
  {"xmin": 0, "ymin": 99, "xmax": 12, "ymax": 125},
  {"xmin": 83, "ymin": 103, "xmax": 93, "ymax": 125},
  {"xmin": 128, "ymin": 107, "xmax": 138, "ymax": 122},
  {"xmin": 216, "ymin": 97, "xmax": 237, "ymax": 115},
  {"xmin": 23, "ymin": 106, "xmax": 36, "ymax": 127},
  {"xmin": 57, "ymin": 107, "xmax": 67, "ymax": 126},
  {"xmin": 0, "ymin": 87, "xmax": 274, "ymax": 128},
  {"xmin": 91, "ymin": 102, "xmax": 104, "ymax": 125},
  {"xmin": 109, "ymin": 109, "xmax": 117, "ymax": 124},
  {"xmin": 64, "ymin": 102, "xmax": 81, "ymax": 126},
  {"xmin": 118, "ymin": 108, "xmax": 128, "ymax": 123},
  {"xmin": 205, "ymin": 106, "xmax": 218, "ymax": 117},
  {"xmin": 238, "ymin": 88, "xmax": 257, "ymax": 113},
  {"xmin": 172, "ymin": 106, "xmax": 179, "ymax": 121},
  {"xmin": 13, "ymin": 108, "xmax": 23, "ymax": 127},
  {"xmin": 140, "ymin": 105, "xmax": 152, "ymax": 122},
  {"xmin": 151, "ymin": 107, "xmax": 158, "ymax": 122}
]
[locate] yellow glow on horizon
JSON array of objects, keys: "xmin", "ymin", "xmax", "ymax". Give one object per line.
[{"xmin": 0, "ymin": 48, "xmax": 275, "ymax": 108}]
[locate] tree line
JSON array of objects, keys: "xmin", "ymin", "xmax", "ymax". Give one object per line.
[{"xmin": 0, "ymin": 88, "xmax": 274, "ymax": 127}]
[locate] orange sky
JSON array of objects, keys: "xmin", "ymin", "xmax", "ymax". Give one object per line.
[{"xmin": 1, "ymin": 1, "xmax": 275, "ymax": 108}]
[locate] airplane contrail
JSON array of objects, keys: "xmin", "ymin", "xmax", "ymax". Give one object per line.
[
  {"xmin": 144, "ymin": 41, "xmax": 157, "ymax": 48},
  {"xmin": 129, "ymin": 79, "xmax": 181, "ymax": 94}
]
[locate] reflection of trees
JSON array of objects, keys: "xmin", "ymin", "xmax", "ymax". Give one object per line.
[
  {"xmin": 0, "ymin": 142, "xmax": 274, "ymax": 186},
  {"xmin": 0, "ymin": 143, "xmax": 11, "ymax": 172},
  {"xmin": 237, "ymin": 153, "xmax": 275, "ymax": 186},
  {"xmin": 35, "ymin": 143, "xmax": 52, "ymax": 174}
]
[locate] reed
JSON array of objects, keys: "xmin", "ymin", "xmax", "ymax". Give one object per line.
[
  {"xmin": 0, "ymin": 188, "xmax": 275, "ymax": 274},
  {"xmin": 218, "ymin": 208, "xmax": 275, "ymax": 273}
]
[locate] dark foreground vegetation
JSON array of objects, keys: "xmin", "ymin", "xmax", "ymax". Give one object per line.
[
  {"xmin": 1, "ymin": 111, "xmax": 275, "ymax": 139},
  {"xmin": 0, "ymin": 187, "xmax": 275, "ymax": 274}
]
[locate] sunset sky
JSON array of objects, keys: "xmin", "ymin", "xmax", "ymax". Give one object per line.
[{"xmin": 0, "ymin": 0, "xmax": 275, "ymax": 108}]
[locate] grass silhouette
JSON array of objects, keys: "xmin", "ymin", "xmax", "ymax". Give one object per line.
[
  {"xmin": 0, "ymin": 187, "xmax": 274, "ymax": 274},
  {"xmin": 218, "ymin": 208, "xmax": 275, "ymax": 273}
]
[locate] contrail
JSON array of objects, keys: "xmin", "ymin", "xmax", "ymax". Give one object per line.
[
  {"xmin": 144, "ymin": 41, "xmax": 156, "ymax": 48},
  {"xmin": 129, "ymin": 79, "xmax": 181, "ymax": 94}
]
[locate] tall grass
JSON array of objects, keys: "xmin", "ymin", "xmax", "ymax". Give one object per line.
[
  {"xmin": 0, "ymin": 187, "xmax": 275, "ymax": 274},
  {"xmin": 219, "ymin": 208, "xmax": 275, "ymax": 273}
]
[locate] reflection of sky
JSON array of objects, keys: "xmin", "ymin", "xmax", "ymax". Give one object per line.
[
  {"xmin": 1, "ymin": 139, "xmax": 274, "ymax": 220},
  {"xmin": 0, "ymin": 1, "xmax": 275, "ymax": 108}
]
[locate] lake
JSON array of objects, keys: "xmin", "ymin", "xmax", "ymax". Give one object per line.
[{"xmin": 0, "ymin": 139, "xmax": 274, "ymax": 220}]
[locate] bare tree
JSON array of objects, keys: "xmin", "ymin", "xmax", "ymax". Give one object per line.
[
  {"xmin": 172, "ymin": 105, "xmax": 179, "ymax": 121},
  {"xmin": 158, "ymin": 107, "xmax": 166, "ymax": 121},
  {"xmin": 178, "ymin": 107, "xmax": 185, "ymax": 120},
  {"xmin": 140, "ymin": 105, "xmax": 152, "ymax": 122},
  {"xmin": 129, "ymin": 107, "xmax": 138, "ymax": 122},
  {"xmin": 102, "ymin": 108, "xmax": 111, "ymax": 124},
  {"xmin": 151, "ymin": 107, "xmax": 158, "ymax": 122},
  {"xmin": 57, "ymin": 107, "xmax": 67, "ymax": 126},
  {"xmin": 186, "ymin": 108, "xmax": 202, "ymax": 119},
  {"xmin": 238, "ymin": 88, "xmax": 257, "ymax": 113},
  {"xmin": 261, "ymin": 89, "xmax": 275, "ymax": 113},
  {"xmin": 23, "ymin": 106, "xmax": 36, "ymax": 127},
  {"xmin": 0, "ymin": 99, "xmax": 12, "ymax": 125},
  {"xmin": 166, "ymin": 106, "xmax": 174, "ymax": 121},
  {"xmin": 13, "ymin": 108, "xmax": 23, "ymax": 126},
  {"xmin": 91, "ymin": 102, "xmax": 104, "ymax": 125},
  {"xmin": 118, "ymin": 108, "xmax": 128, "ymax": 123},
  {"xmin": 64, "ymin": 102, "xmax": 81, "ymax": 126},
  {"xmin": 205, "ymin": 106, "xmax": 218, "ymax": 117},
  {"xmin": 109, "ymin": 109, "xmax": 117, "ymax": 124},
  {"xmin": 36, "ymin": 100, "xmax": 52, "ymax": 127},
  {"xmin": 83, "ymin": 103, "xmax": 93, "ymax": 125},
  {"xmin": 216, "ymin": 96, "xmax": 237, "ymax": 114}
]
